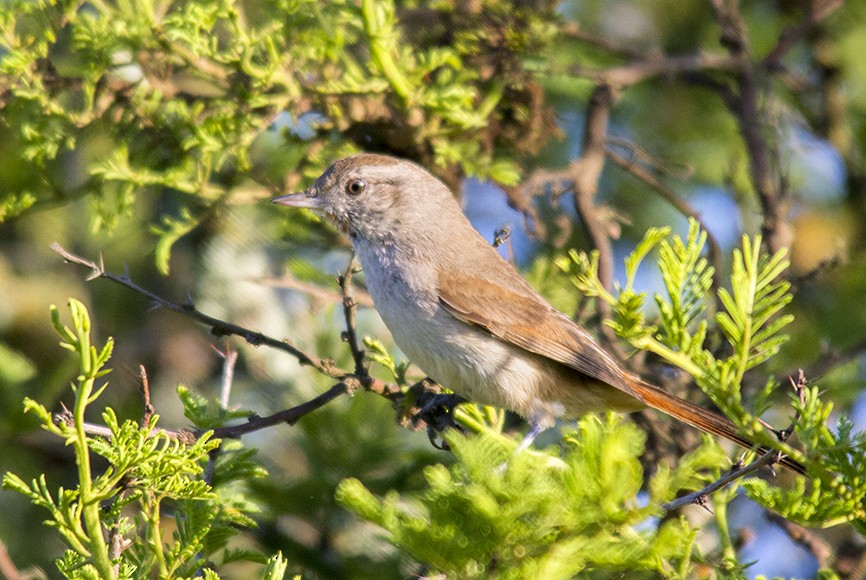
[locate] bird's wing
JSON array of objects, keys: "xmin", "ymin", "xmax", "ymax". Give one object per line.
[
  {"xmin": 438, "ymin": 267, "xmax": 808, "ymax": 474},
  {"xmin": 437, "ymin": 269, "xmax": 642, "ymax": 400}
]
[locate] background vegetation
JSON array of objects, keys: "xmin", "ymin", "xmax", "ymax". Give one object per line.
[{"xmin": 1, "ymin": 0, "xmax": 865, "ymax": 577}]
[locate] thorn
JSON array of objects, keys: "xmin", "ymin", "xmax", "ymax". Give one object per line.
[
  {"xmin": 696, "ymin": 494, "xmax": 713, "ymax": 514},
  {"xmin": 732, "ymin": 453, "xmax": 746, "ymax": 472},
  {"xmin": 493, "ymin": 226, "xmax": 512, "ymax": 248}
]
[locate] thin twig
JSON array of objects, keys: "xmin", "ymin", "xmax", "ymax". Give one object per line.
[
  {"xmin": 52, "ymin": 243, "xmax": 407, "ymax": 444},
  {"xmin": 209, "ymin": 381, "xmax": 355, "ymax": 438},
  {"xmin": 663, "ymin": 370, "xmax": 807, "ymax": 511},
  {"xmin": 51, "ymin": 243, "xmax": 344, "ymax": 379},
  {"xmin": 205, "ymin": 346, "xmax": 239, "ymax": 484},
  {"xmin": 338, "ymin": 256, "xmax": 368, "ymax": 379},
  {"xmin": 217, "ymin": 346, "xmax": 238, "ymax": 411},
  {"xmin": 761, "ymin": 0, "xmax": 842, "ymax": 71},
  {"xmin": 605, "ymin": 146, "xmax": 723, "ymax": 295},
  {"xmin": 662, "ymin": 446, "xmax": 783, "ymax": 511},
  {"xmin": 65, "ymin": 380, "xmax": 363, "ymax": 443},
  {"xmin": 139, "ymin": 365, "xmax": 154, "ymax": 430},
  {"xmin": 605, "ymin": 137, "xmax": 694, "ymax": 180}
]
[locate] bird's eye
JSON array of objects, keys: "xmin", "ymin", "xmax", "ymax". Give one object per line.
[{"xmin": 345, "ymin": 179, "xmax": 366, "ymax": 195}]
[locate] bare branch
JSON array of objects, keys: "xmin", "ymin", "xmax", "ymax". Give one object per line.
[
  {"xmin": 52, "ymin": 243, "xmax": 414, "ymax": 446},
  {"xmin": 709, "ymin": 0, "xmax": 792, "ymax": 254},
  {"xmin": 567, "ymin": 84, "xmax": 629, "ymax": 355},
  {"xmin": 572, "ymin": 84, "xmax": 618, "ymax": 293},
  {"xmin": 65, "ymin": 379, "xmax": 369, "ymax": 443},
  {"xmin": 338, "ymin": 256, "xmax": 368, "ymax": 379},
  {"xmin": 514, "ymin": 89, "xmax": 622, "ymax": 302},
  {"xmin": 571, "ymin": 52, "xmax": 738, "ymax": 88},
  {"xmin": 208, "ymin": 381, "xmax": 354, "ymax": 439},
  {"xmin": 51, "ymin": 243, "xmax": 348, "ymax": 380},
  {"xmin": 605, "ymin": 146, "xmax": 723, "ymax": 294},
  {"xmin": 761, "ymin": 0, "xmax": 843, "ymax": 71},
  {"xmin": 139, "ymin": 365, "xmax": 154, "ymax": 430},
  {"xmin": 662, "ymin": 446, "xmax": 783, "ymax": 511}
]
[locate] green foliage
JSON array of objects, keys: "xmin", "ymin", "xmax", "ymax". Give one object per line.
[
  {"xmin": 177, "ymin": 383, "xmax": 252, "ymax": 430},
  {"xmin": 0, "ymin": 0, "xmax": 559, "ymax": 269},
  {"xmin": 2, "ymin": 300, "xmax": 283, "ymax": 579},
  {"xmin": 337, "ymin": 415, "xmax": 724, "ymax": 579},
  {"xmin": 741, "ymin": 392, "xmax": 866, "ymax": 532},
  {"xmin": 3, "ymin": 2, "xmax": 866, "ymax": 575},
  {"xmin": 559, "ymin": 219, "xmax": 866, "ymax": 529},
  {"xmin": 363, "ymin": 336, "xmax": 411, "ymax": 385}
]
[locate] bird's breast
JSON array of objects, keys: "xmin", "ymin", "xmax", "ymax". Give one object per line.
[
  {"xmin": 352, "ymin": 238, "xmax": 641, "ymax": 426},
  {"xmin": 353, "ymin": 239, "xmax": 562, "ymax": 422}
]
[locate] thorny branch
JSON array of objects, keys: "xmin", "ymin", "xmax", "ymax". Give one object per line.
[
  {"xmin": 50, "ymin": 243, "xmax": 344, "ymax": 380},
  {"xmin": 53, "ymin": 381, "xmax": 357, "ymax": 444},
  {"xmin": 662, "ymin": 447, "xmax": 786, "ymax": 512},
  {"xmin": 51, "ymin": 243, "xmax": 411, "ymax": 444},
  {"xmin": 662, "ymin": 371, "xmax": 808, "ymax": 512},
  {"xmin": 339, "ymin": 256, "xmax": 369, "ymax": 379}
]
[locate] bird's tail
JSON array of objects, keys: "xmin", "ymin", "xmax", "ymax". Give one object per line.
[{"xmin": 625, "ymin": 375, "xmax": 805, "ymax": 475}]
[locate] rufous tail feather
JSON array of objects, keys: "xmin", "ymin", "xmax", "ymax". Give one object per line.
[{"xmin": 625, "ymin": 376, "xmax": 805, "ymax": 475}]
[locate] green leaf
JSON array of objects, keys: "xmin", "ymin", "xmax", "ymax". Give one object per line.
[
  {"xmin": 152, "ymin": 208, "xmax": 201, "ymax": 275},
  {"xmin": 262, "ymin": 552, "xmax": 289, "ymax": 580}
]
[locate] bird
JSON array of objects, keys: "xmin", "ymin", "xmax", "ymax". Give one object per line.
[{"xmin": 273, "ymin": 153, "xmax": 803, "ymax": 473}]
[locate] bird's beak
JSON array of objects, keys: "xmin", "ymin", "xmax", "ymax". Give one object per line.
[{"xmin": 271, "ymin": 189, "xmax": 323, "ymax": 209}]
